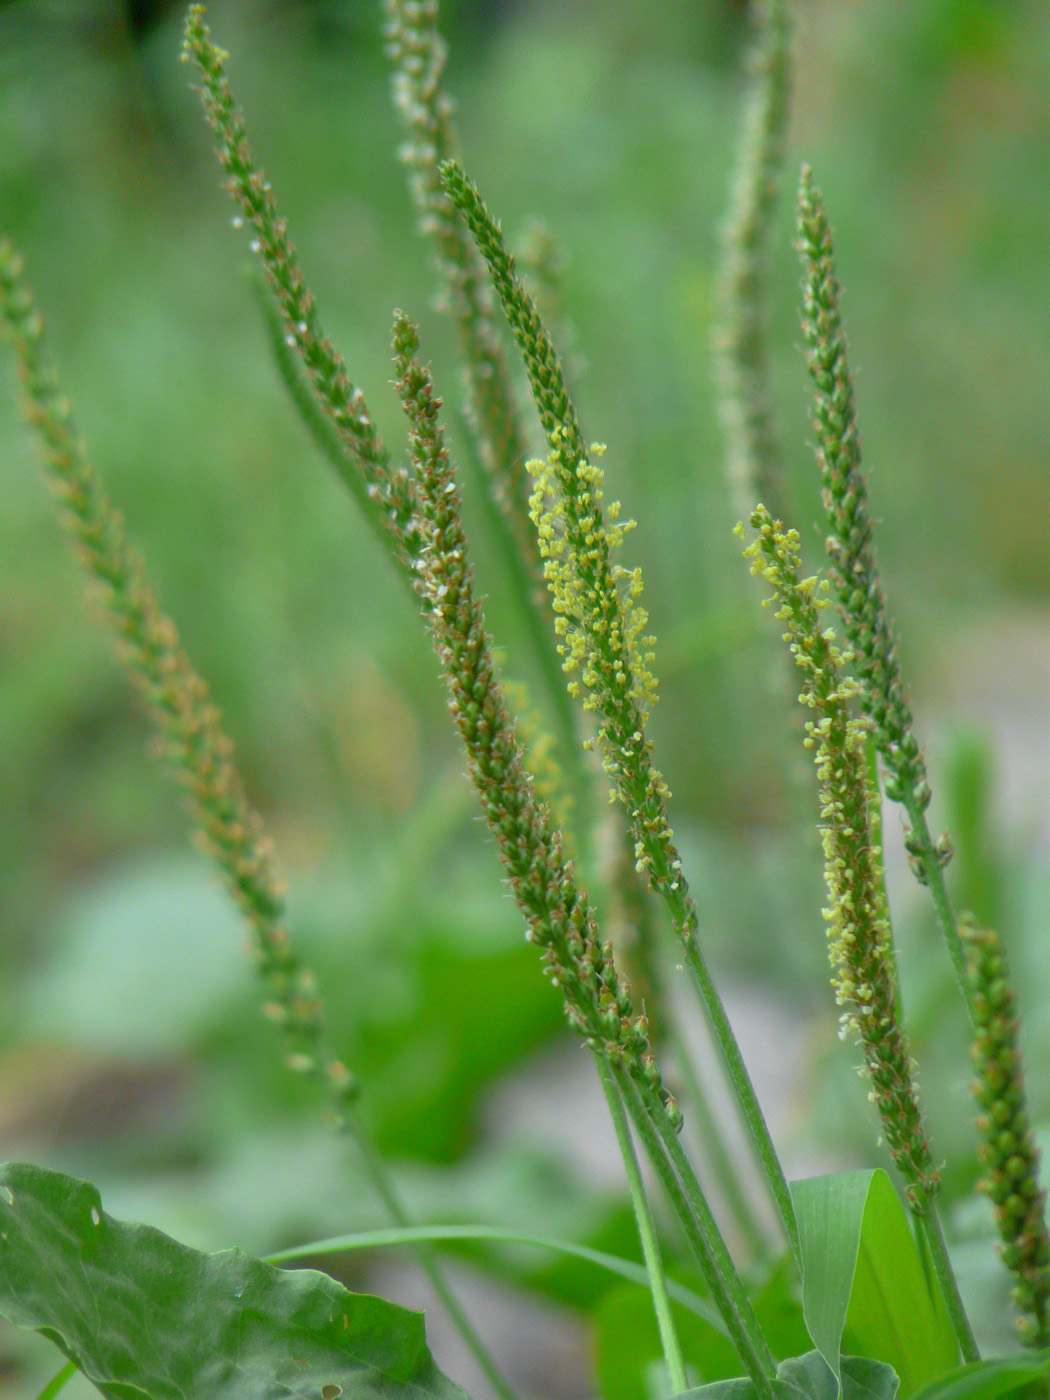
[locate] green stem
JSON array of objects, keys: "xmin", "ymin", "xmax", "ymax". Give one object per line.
[
  {"xmin": 595, "ymin": 1053, "xmax": 688, "ymax": 1394},
  {"xmin": 666, "ymin": 1016, "xmax": 769, "ymax": 1259},
  {"xmin": 903, "ymin": 794, "xmax": 976, "ymax": 1027},
  {"xmin": 916, "ymin": 1198, "xmax": 980, "ymax": 1363},
  {"xmin": 605, "ymin": 830, "xmax": 767, "ymax": 1258},
  {"xmin": 343, "ymin": 1104, "xmax": 520, "ymax": 1400},
  {"xmin": 33, "ymin": 1362, "xmax": 77, "ymax": 1400},
  {"xmin": 681, "ymin": 931, "xmax": 800, "ymax": 1267},
  {"xmin": 613, "ymin": 1065, "xmax": 777, "ymax": 1396}
]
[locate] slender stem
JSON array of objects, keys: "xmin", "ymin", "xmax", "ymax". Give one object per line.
[
  {"xmin": 916, "ymin": 1199, "xmax": 980, "ymax": 1363},
  {"xmin": 594, "ymin": 1053, "xmax": 687, "ymax": 1395},
  {"xmin": 344, "ymin": 1104, "xmax": 521, "ymax": 1400},
  {"xmin": 608, "ymin": 835, "xmax": 769, "ymax": 1258},
  {"xmin": 682, "ymin": 935, "xmax": 800, "ymax": 1265},
  {"xmin": 904, "ymin": 794, "xmax": 975, "ymax": 1025},
  {"xmin": 612, "ymin": 1066, "xmax": 777, "ymax": 1396},
  {"xmin": 33, "ymin": 1362, "xmax": 77, "ymax": 1400},
  {"xmin": 666, "ymin": 1016, "xmax": 768, "ymax": 1259}
]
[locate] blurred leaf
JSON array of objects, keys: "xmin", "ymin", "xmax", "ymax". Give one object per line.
[
  {"xmin": 909, "ymin": 1353, "xmax": 1050, "ymax": 1400},
  {"xmin": 26, "ymin": 856, "xmax": 246, "ymax": 1056},
  {"xmin": 0, "ymin": 1160, "xmax": 470, "ymax": 1400},
  {"xmin": 335, "ymin": 930, "xmax": 565, "ymax": 1164}
]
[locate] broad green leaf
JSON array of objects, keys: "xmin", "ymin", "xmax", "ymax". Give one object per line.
[
  {"xmin": 0, "ymin": 1162, "xmax": 470, "ymax": 1400},
  {"xmin": 778, "ymin": 1353, "xmax": 899, "ymax": 1400},
  {"xmin": 671, "ymin": 1350, "xmax": 898, "ymax": 1400},
  {"xmin": 909, "ymin": 1353, "xmax": 1050, "ymax": 1400},
  {"xmin": 791, "ymin": 1171, "xmax": 957, "ymax": 1398}
]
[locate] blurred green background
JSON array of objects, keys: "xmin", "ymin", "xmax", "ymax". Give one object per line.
[{"xmin": 2, "ymin": 0, "xmax": 1050, "ymax": 1392}]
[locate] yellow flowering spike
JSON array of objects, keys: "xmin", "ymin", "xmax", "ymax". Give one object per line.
[
  {"xmin": 391, "ymin": 308, "xmax": 680, "ymax": 1131},
  {"xmin": 744, "ymin": 504, "xmax": 938, "ymax": 1210}
]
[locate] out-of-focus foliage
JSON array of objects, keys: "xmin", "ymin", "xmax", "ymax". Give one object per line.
[{"xmin": 2, "ymin": 0, "xmax": 1049, "ymax": 1393}]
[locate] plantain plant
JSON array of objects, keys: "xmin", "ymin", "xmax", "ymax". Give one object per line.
[{"xmin": 1, "ymin": 2, "xmax": 1048, "ymax": 1398}]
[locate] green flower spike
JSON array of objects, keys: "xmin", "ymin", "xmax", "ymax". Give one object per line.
[
  {"xmin": 440, "ymin": 164, "xmax": 685, "ymax": 917},
  {"xmin": 964, "ymin": 920, "xmax": 1050, "ymax": 1348},
  {"xmin": 0, "ymin": 239, "xmax": 334, "ymax": 1098},
  {"xmin": 392, "ymin": 310, "xmax": 777, "ymax": 1386},
  {"xmin": 714, "ymin": 0, "xmax": 792, "ymax": 520},
  {"xmin": 442, "ymin": 156, "xmax": 800, "ymax": 1267},
  {"xmin": 183, "ymin": 5, "xmax": 419, "ymax": 569},
  {"xmin": 393, "ymin": 309, "xmax": 664, "ymax": 1093},
  {"xmin": 385, "ymin": 5, "xmax": 591, "ymax": 818},
  {"xmin": 796, "ymin": 165, "xmax": 970, "ymax": 1021},
  {"xmin": 742, "ymin": 506, "xmax": 979, "ymax": 1361},
  {"xmin": 741, "ymin": 507, "xmax": 936, "ymax": 1206},
  {"xmin": 527, "ymin": 436, "xmax": 661, "ymax": 789},
  {"xmin": 384, "ymin": 0, "xmax": 532, "ymax": 552}
]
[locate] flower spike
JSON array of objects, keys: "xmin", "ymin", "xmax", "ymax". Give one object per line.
[
  {"xmin": 742, "ymin": 505, "xmax": 979, "ymax": 1359},
  {"xmin": 393, "ymin": 303, "xmax": 779, "ymax": 1394},
  {"xmin": 964, "ymin": 919, "xmax": 1050, "ymax": 1348},
  {"xmin": 0, "ymin": 238, "xmax": 338, "ymax": 1100},
  {"xmin": 741, "ymin": 507, "xmax": 938, "ymax": 1207},
  {"xmin": 796, "ymin": 165, "xmax": 972, "ymax": 1022},
  {"xmin": 715, "ymin": 0, "xmax": 792, "ymax": 520},
  {"xmin": 391, "ymin": 312, "xmax": 655, "ymax": 1079},
  {"xmin": 383, "ymin": 0, "xmax": 534, "ymax": 561},
  {"xmin": 183, "ymin": 4, "xmax": 421, "ymax": 569}
]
